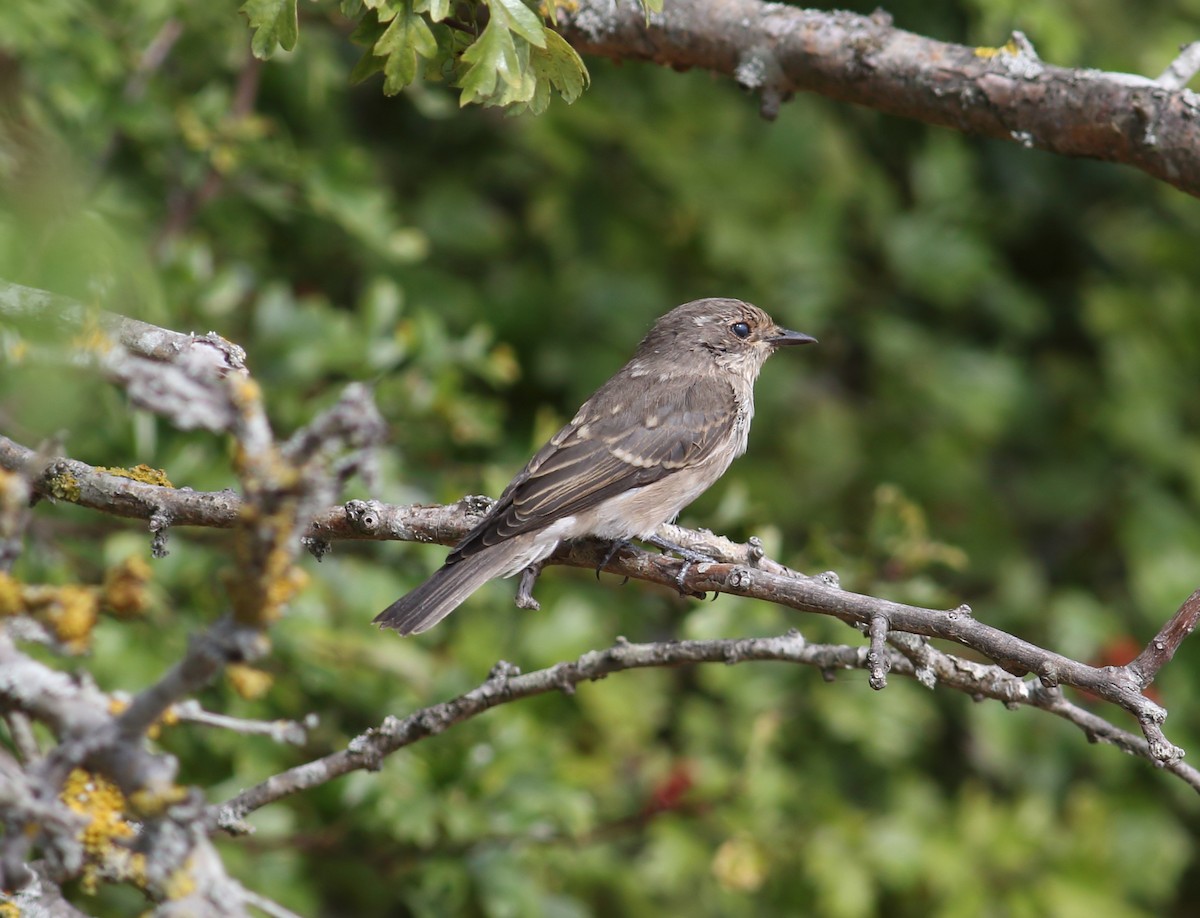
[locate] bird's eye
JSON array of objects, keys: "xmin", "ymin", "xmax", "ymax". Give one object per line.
[{"xmin": 730, "ymin": 321, "xmax": 751, "ymax": 339}]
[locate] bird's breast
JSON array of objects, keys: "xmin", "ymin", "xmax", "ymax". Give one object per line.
[{"xmin": 568, "ymin": 447, "xmax": 739, "ymax": 542}]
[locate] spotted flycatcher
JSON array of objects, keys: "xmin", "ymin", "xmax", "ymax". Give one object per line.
[{"xmin": 375, "ymin": 297, "xmax": 816, "ymax": 634}]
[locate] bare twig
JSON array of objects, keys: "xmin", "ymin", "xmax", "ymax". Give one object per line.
[
  {"xmin": 111, "ymin": 618, "xmax": 269, "ymax": 746},
  {"xmin": 3, "ymin": 711, "xmax": 40, "ymax": 762},
  {"xmin": 240, "ymin": 886, "xmax": 306, "ymax": 918},
  {"xmin": 1159, "ymin": 41, "xmax": 1200, "ymax": 90},
  {"xmin": 1129, "ymin": 588, "xmax": 1200, "ymax": 688},
  {"xmin": 172, "ymin": 700, "xmax": 316, "ymax": 746}
]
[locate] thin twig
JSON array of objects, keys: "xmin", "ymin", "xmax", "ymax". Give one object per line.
[
  {"xmin": 173, "ymin": 701, "xmax": 316, "ymax": 746},
  {"xmin": 1158, "ymin": 41, "xmax": 1200, "ymax": 90},
  {"xmin": 3, "ymin": 711, "xmax": 40, "ymax": 762},
  {"xmin": 240, "ymin": 886, "xmax": 305, "ymax": 918},
  {"xmin": 1129, "ymin": 588, "xmax": 1200, "ymax": 687}
]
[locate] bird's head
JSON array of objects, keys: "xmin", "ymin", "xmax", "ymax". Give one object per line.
[{"xmin": 636, "ymin": 298, "xmax": 816, "ymax": 378}]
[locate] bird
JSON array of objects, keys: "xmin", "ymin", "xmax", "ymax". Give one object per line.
[{"xmin": 374, "ymin": 297, "xmax": 817, "ymax": 634}]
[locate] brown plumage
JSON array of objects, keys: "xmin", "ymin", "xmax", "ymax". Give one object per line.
[{"xmin": 374, "ymin": 298, "xmax": 816, "ymax": 634}]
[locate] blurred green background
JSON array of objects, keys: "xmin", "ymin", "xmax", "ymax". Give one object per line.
[{"xmin": 4, "ymin": 0, "xmax": 1200, "ymax": 914}]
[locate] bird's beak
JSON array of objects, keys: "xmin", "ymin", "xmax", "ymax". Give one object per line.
[{"xmin": 767, "ymin": 327, "xmax": 818, "ymax": 347}]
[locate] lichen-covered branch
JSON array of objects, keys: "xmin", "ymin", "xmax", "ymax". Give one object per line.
[
  {"xmin": 1, "ymin": 281, "xmax": 386, "ymax": 913},
  {"xmin": 559, "ymin": 0, "xmax": 1200, "ymax": 198}
]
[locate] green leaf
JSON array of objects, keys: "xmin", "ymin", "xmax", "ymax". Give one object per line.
[
  {"xmin": 509, "ymin": 28, "xmax": 589, "ymax": 114},
  {"xmin": 492, "ymin": 56, "xmax": 537, "ymax": 108},
  {"xmin": 530, "ymin": 29, "xmax": 589, "ymax": 105},
  {"xmin": 489, "ymin": 0, "xmax": 547, "ymax": 48},
  {"xmin": 348, "ymin": 15, "xmax": 389, "ymax": 83},
  {"xmin": 374, "ymin": 0, "xmax": 440, "ymax": 94},
  {"xmin": 241, "ymin": 0, "xmax": 299, "ymax": 59},
  {"xmin": 455, "ymin": 16, "xmax": 585, "ymax": 111},
  {"xmin": 522, "ymin": 73, "xmax": 552, "ymax": 116},
  {"xmin": 458, "ymin": 18, "xmax": 527, "ymax": 105},
  {"xmin": 349, "ymin": 51, "xmax": 388, "ymax": 84},
  {"xmin": 414, "ymin": 0, "xmax": 450, "ymax": 23},
  {"xmin": 640, "ymin": 0, "xmax": 664, "ymax": 14}
]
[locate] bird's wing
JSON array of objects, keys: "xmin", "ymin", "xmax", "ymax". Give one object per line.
[{"xmin": 447, "ymin": 371, "xmax": 739, "ymax": 562}]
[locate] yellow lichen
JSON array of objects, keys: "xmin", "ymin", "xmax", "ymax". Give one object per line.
[
  {"xmin": 146, "ymin": 704, "xmax": 181, "ymax": 741},
  {"xmin": 230, "ymin": 376, "xmax": 263, "ymax": 409},
  {"xmin": 126, "ymin": 852, "xmax": 149, "ymax": 888},
  {"xmin": 1, "ymin": 579, "xmax": 102, "ymax": 650},
  {"xmin": 974, "ymin": 37, "xmax": 1023, "ymax": 59},
  {"xmin": 97, "ymin": 464, "xmax": 175, "ymax": 488},
  {"xmin": 163, "ymin": 863, "xmax": 197, "ymax": 900},
  {"xmin": 0, "ymin": 572, "xmax": 23, "ymax": 617},
  {"xmin": 264, "ymin": 558, "xmax": 308, "ymax": 620},
  {"xmin": 46, "ymin": 586, "xmax": 99, "ymax": 652},
  {"xmin": 103, "ymin": 556, "xmax": 153, "ymax": 618},
  {"xmin": 47, "ymin": 471, "xmax": 81, "ymax": 502},
  {"xmin": 226, "ymin": 663, "xmax": 273, "ymax": 700},
  {"xmin": 0, "ymin": 902, "xmax": 20, "ymax": 917},
  {"xmin": 538, "ymin": 0, "xmax": 579, "ymax": 19},
  {"xmin": 70, "ymin": 315, "xmax": 114, "ymax": 355},
  {"xmin": 60, "ymin": 768, "xmax": 136, "ymax": 859},
  {"xmin": 109, "ymin": 695, "xmax": 175, "ymax": 740},
  {"xmin": 127, "ymin": 782, "xmax": 188, "ymax": 818},
  {"xmin": 226, "ymin": 505, "xmax": 309, "ymax": 625},
  {"xmin": 56, "ymin": 768, "xmax": 162, "ymax": 895}
]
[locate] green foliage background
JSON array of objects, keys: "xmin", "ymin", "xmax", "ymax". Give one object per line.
[{"xmin": 3, "ymin": 0, "xmax": 1200, "ymax": 914}]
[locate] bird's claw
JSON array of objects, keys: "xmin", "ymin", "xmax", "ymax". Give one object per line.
[
  {"xmin": 644, "ymin": 533, "xmax": 716, "ymax": 566},
  {"xmin": 596, "ymin": 539, "xmax": 632, "ymax": 580},
  {"xmin": 643, "ymin": 534, "xmax": 715, "ymax": 598},
  {"xmin": 675, "ymin": 558, "xmax": 694, "ymax": 595}
]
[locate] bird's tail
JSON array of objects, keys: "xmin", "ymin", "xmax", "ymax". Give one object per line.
[{"xmin": 373, "ymin": 544, "xmax": 520, "ymax": 635}]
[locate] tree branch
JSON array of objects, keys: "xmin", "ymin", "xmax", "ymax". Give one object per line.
[
  {"xmin": 3, "ymin": 432, "xmax": 1194, "ymax": 775},
  {"xmin": 559, "ymin": 0, "xmax": 1200, "ymax": 198},
  {"xmin": 213, "ymin": 629, "xmax": 1200, "ymax": 830}
]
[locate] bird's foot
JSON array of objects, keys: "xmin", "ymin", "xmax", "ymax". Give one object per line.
[
  {"xmin": 643, "ymin": 534, "xmax": 717, "ymax": 595},
  {"xmin": 515, "ymin": 561, "xmax": 545, "ymax": 610},
  {"xmin": 596, "ymin": 539, "xmax": 633, "ymax": 584}
]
